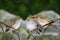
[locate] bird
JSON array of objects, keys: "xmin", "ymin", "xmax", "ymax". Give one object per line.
[{"xmin": 6, "ymin": 16, "xmax": 23, "ymax": 32}]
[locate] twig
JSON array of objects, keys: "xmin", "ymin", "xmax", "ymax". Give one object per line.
[
  {"xmin": 42, "ymin": 30, "xmax": 45, "ymax": 40},
  {"xmin": 42, "ymin": 18, "xmax": 60, "ymax": 40},
  {"xmin": 44, "ymin": 18, "xmax": 60, "ymax": 26},
  {"xmin": 0, "ymin": 24, "xmax": 4, "ymax": 32},
  {"xmin": 0, "ymin": 22, "xmax": 20, "ymax": 40},
  {"xmin": 15, "ymin": 31, "xmax": 20, "ymax": 40},
  {"xmin": 27, "ymin": 34, "xmax": 31, "ymax": 40},
  {"xmin": 0, "ymin": 22, "xmax": 16, "ymax": 30}
]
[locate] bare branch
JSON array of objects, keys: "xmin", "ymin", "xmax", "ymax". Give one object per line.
[
  {"xmin": 0, "ymin": 22, "xmax": 16, "ymax": 30},
  {"xmin": 0, "ymin": 22, "xmax": 21, "ymax": 40},
  {"xmin": 15, "ymin": 31, "xmax": 20, "ymax": 40},
  {"xmin": 44, "ymin": 18, "xmax": 60, "ymax": 26},
  {"xmin": 0, "ymin": 23, "xmax": 4, "ymax": 32},
  {"xmin": 42, "ymin": 30, "xmax": 45, "ymax": 40}
]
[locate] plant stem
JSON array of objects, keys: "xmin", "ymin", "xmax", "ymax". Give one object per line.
[
  {"xmin": 42, "ymin": 30, "xmax": 45, "ymax": 40},
  {"xmin": 0, "ymin": 24, "xmax": 4, "ymax": 32},
  {"xmin": 15, "ymin": 31, "xmax": 20, "ymax": 40},
  {"xmin": 0, "ymin": 22, "xmax": 16, "ymax": 30}
]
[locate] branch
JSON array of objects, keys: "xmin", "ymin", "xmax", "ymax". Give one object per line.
[
  {"xmin": 41, "ymin": 18, "xmax": 60, "ymax": 40},
  {"xmin": 0, "ymin": 22, "xmax": 20, "ymax": 40},
  {"xmin": 15, "ymin": 31, "xmax": 20, "ymax": 40},
  {"xmin": 42, "ymin": 30, "xmax": 45, "ymax": 40},
  {"xmin": 43, "ymin": 18, "xmax": 60, "ymax": 29},
  {"xmin": 0, "ymin": 24, "xmax": 4, "ymax": 32},
  {"xmin": 0, "ymin": 22, "xmax": 16, "ymax": 30}
]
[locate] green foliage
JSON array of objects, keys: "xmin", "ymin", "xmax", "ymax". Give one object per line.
[{"xmin": 0, "ymin": 0, "xmax": 60, "ymax": 19}]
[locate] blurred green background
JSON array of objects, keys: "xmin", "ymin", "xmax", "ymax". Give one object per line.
[{"xmin": 0, "ymin": 0, "xmax": 60, "ymax": 19}]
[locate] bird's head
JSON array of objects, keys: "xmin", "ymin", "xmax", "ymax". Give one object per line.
[{"xmin": 27, "ymin": 15, "xmax": 37, "ymax": 21}]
